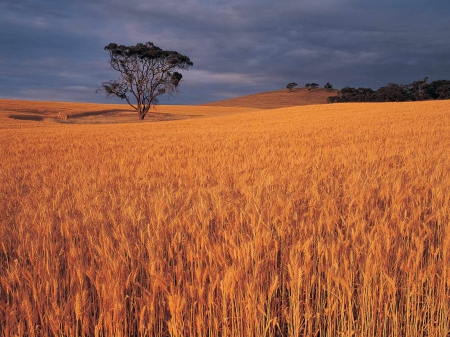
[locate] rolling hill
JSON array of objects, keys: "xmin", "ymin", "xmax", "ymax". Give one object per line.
[
  {"xmin": 201, "ymin": 87, "xmax": 338, "ymax": 109},
  {"xmin": 0, "ymin": 99, "xmax": 261, "ymax": 125},
  {"xmin": 0, "ymin": 87, "xmax": 337, "ymax": 125}
]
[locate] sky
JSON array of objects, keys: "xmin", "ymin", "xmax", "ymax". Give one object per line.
[{"xmin": 1, "ymin": 0, "xmax": 450, "ymax": 105}]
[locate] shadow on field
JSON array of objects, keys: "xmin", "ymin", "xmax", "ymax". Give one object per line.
[
  {"xmin": 55, "ymin": 110, "xmax": 202, "ymax": 124},
  {"xmin": 8, "ymin": 114, "xmax": 44, "ymax": 121},
  {"xmin": 69, "ymin": 109, "xmax": 131, "ymax": 117},
  {"xmin": 6, "ymin": 107, "xmax": 203, "ymax": 124}
]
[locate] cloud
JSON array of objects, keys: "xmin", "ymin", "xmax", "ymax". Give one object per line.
[
  {"xmin": 3, "ymin": 14, "xmax": 50, "ymax": 29},
  {"xmin": 188, "ymin": 69, "xmax": 274, "ymax": 85},
  {"xmin": 332, "ymin": 51, "xmax": 380, "ymax": 66},
  {"xmin": 0, "ymin": 0, "xmax": 450, "ymax": 103},
  {"xmin": 62, "ymin": 85, "xmax": 91, "ymax": 91}
]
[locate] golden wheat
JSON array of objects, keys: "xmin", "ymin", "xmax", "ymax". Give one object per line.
[{"xmin": 1, "ymin": 100, "xmax": 450, "ymax": 336}]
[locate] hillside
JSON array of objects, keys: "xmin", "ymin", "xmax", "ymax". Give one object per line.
[
  {"xmin": 201, "ymin": 87, "xmax": 338, "ymax": 109},
  {"xmin": 0, "ymin": 99, "xmax": 261, "ymax": 126},
  {"xmin": 0, "ymin": 88, "xmax": 337, "ymax": 125}
]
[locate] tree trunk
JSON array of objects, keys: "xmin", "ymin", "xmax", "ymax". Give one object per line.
[
  {"xmin": 139, "ymin": 106, "xmax": 151, "ymax": 120},
  {"xmin": 138, "ymin": 107, "xmax": 145, "ymax": 120}
]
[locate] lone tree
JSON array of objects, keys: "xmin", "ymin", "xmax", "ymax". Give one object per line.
[
  {"xmin": 98, "ymin": 42, "xmax": 193, "ymax": 120},
  {"xmin": 324, "ymin": 82, "xmax": 333, "ymax": 91},
  {"xmin": 305, "ymin": 83, "xmax": 319, "ymax": 90},
  {"xmin": 286, "ymin": 82, "xmax": 297, "ymax": 91}
]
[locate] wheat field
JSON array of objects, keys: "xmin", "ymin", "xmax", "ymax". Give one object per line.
[{"xmin": 1, "ymin": 100, "xmax": 450, "ymax": 336}]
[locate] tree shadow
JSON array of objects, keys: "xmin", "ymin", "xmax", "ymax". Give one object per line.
[
  {"xmin": 8, "ymin": 114, "xmax": 43, "ymax": 121},
  {"xmin": 70, "ymin": 109, "xmax": 132, "ymax": 118}
]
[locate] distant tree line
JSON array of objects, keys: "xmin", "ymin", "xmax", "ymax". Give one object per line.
[
  {"xmin": 327, "ymin": 78, "xmax": 450, "ymax": 103},
  {"xmin": 286, "ymin": 82, "xmax": 334, "ymax": 91}
]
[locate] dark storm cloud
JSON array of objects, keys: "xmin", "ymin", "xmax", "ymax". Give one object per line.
[{"xmin": 1, "ymin": 0, "xmax": 449, "ymax": 104}]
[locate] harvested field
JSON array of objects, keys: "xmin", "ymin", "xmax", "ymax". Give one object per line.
[
  {"xmin": 1, "ymin": 99, "xmax": 450, "ymax": 336},
  {"xmin": 0, "ymin": 99, "xmax": 261, "ymax": 126},
  {"xmin": 201, "ymin": 87, "xmax": 338, "ymax": 109}
]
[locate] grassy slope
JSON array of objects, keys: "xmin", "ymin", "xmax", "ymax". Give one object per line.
[
  {"xmin": 0, "ymin": 99, "xmax": 262, "ymax": 126},
  {"xmin": 201, "ymin": 87, "xmax": 338, "ymax": 109},
  {"xmin": 0, "ymin": 87, "xmax": 336, "ymax": 125}
]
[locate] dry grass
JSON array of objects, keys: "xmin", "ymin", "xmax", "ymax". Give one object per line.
[
  {"xmin": 201, "ymin": 87, "xmax": 338, "ymax": 109},
  {"xmin": 0, "ymin": 99, "xmax": 261, "ymax": 127},
  {"xmin": 1, "ymin": 99, "xmax": 450, "ymax": 336}
]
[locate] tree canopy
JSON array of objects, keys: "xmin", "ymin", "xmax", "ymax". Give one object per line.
[
  {"xmin": 305, "ymin": 83, "xmax": 319, "ymax": 90},
  {"xmin": 286, "ymin": 82, "xmax": 297, "ymax": 91},
  {"xmin": 324, "ymin": 82, "xmax": 333, "ymax": 91},
  {"xmin": 98, "ymin": 42, "xmax": 193, "ymax": 120},
  {"xmin": 327, "ymin": 78, "xmax": 450, "ymax": 103}
]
